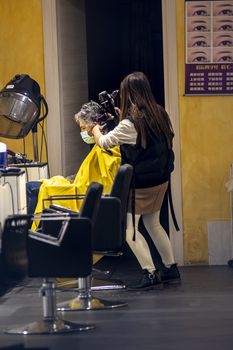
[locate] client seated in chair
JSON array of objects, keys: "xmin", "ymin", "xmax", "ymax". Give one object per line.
[
  {"xmin": 26, "ymin": 101, "xmax": 121, "ymax": 288},
  {"xmin": 28, "ymin": 100, "xmax": 121, "ymax": 228}
]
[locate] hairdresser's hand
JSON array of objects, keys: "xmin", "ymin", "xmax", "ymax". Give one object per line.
[
  {"xmin": 89, "ymin": 123, "xmax": 104, "ymax": 135},
  {"xmin": 87, "ymin": 123, "xmax": 97, "ymax": 136},
  {"xmin": 92, "ymin": 124, "xmax": 103, "ymax": 146},
  {"xmin": 114, "ymin": 107, "xmax": 121, "ymax": 117},
  {"xmin": 106, "ymin": 113, "xmax": 114, "ymax": 121}
]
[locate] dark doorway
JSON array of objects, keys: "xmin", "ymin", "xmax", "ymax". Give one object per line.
[
  {"xmin": 85, "ymin": 0, "xmax": 164, "ymax": 106},
  {"xmin": 85, "ymin": 0, "xmax": 169, "ymax": 268}
]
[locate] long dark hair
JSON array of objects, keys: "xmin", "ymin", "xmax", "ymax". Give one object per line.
[{"xmin": 120, "ymin": 72, "xmax": 174, "ymax": 149}]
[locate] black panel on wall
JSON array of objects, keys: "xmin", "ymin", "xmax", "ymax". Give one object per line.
[{"xmin": 85, "ymin": 0, "xmax": 164, "ymax": 106}]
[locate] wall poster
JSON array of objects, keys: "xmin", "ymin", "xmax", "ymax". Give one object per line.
[{"xmin": 185, "ymin": 0, "xmax": 233, "ymax": 95}]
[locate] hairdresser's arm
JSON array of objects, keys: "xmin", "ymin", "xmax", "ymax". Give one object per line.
[{"xmin": 92, "ymin": 119, "xmax": 137, "ymax": 149}]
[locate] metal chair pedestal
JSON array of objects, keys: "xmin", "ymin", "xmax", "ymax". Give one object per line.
[
  {"xmin": 57, "ymin": 276, "xmax": 127, "ymax": 311},
  {"xmin": 56, "ymin": 276, "xmax": 126, "ymax": 291},
  {"xmin": 91, "ymin": 276, "xmax": 126, "ymax": 291},
  {"xmin": 5, "ymin": 279, "xmax": 95, "ymax": 335}
]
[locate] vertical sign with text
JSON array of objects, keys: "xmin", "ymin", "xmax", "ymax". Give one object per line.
[{"xmin": 185, "ymin": 0, "xmax": 233, "ymax": 95}]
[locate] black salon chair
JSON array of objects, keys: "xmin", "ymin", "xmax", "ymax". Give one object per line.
[
  {"xmin": 47, "ymin": 164, "xmax": 133, "ymax": 292},
  {"xmin": 91, "ymin": 163, "xmax": 133, "ymax": 291},
  {"xmin": 93, "ymin": 163, "xmax": 133, "ymax": 253},
  {"xmin": 47, "ymin": 164, "xmax": 133, "ymax": 255},
  {"xmin": 2, "ymin": 182, "xmax": 103, "ymax": 335},
  {"xmin": 45, "ymin": 164, "xmax": 133, "ymax": 310},
  {"xmin": 41, "ymin": 177, "xmax": 131, "ymax": 310}
]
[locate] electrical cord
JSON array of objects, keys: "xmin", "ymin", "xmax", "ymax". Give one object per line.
[
  {"xmin": 21, "ymin": 138, "xmax": 29, "ymax": 182},
  {"xmin": 38, "ymin": 97, "xmax": 51, "ymax": 178},
  {"xmin": 39, "ymin": 119, "xmax": 44, "ymax": 163},
  {"xmin": 25, "ymin": 167, "xmax": 29, "ymax": 182},
  {"xmin": 39, "ymin": 101, "xmax": 45, "ymax": 163},
  {"xmin": 23, "ymin": 137, "xmax": 26, "ymax": 156},
  {"xmin": 39, "ymin": 121, "xmax": 50, "ymax": 178}
]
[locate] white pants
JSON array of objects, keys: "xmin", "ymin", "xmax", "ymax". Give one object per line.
[{"xmin": 126, "ymin": 212, "xmax": 175, "ymax": 272}]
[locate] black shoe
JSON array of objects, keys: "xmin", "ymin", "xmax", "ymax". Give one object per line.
[
  {"xmin": 127, "ymin": 269, "xmax": 162, "ymax": 290},
  {"xmin": 159, "ymin": 264, "xmax": 181, "ymax": 284}
]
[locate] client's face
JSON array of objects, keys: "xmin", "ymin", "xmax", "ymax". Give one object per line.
[
  {"xmin": 79, "ymin": 120, "xmax": 90, "ymax": 132},
  {"xmin": 79, "ymin": 119, "xmax": 95, "ymax": 144}
]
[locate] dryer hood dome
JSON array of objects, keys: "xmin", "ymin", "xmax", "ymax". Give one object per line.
[{"xmin": 0, "ymin": 74, "xmax": 42, "ymax": 139}]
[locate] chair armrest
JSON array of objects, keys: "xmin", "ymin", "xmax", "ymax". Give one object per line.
[
  {"xmin": 36, "ymin": 211, "xmax": 79, "ymax": 237},
  {"xmin": 29, "ymin": 230, "xmax": 60, "ymax": 246},
  {"xmin": 42, "ymin": 194, "xmax": 85, "ymax": 209},
  {"xmin": 29, "ymin": 215, "xmax": 71, "ymax": 246},
  {"xmin": 50, "ymin": 204, "xmax": 79, "ymax": 214},
  {"xmin": 48, "ymin": 194, "xmax": 85, "ymax": 200}
]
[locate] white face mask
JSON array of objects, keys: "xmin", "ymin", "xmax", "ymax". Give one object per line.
[{"xmin": 80, "ymin": 131, "xmax": 95, "ymax": 144}]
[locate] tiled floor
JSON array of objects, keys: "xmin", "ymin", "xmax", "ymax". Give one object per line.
[{"xmin": 0, "ymin": 251, "xmax": 233, "ymax": 350}]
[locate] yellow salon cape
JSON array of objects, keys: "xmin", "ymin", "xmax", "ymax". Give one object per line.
[{"xmin": 32, "ymin": 145, "xmax": 121, "ymax": 230}]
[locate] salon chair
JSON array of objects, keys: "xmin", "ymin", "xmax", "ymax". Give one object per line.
[
  {"xmin": 41, "ymin": 179, "xmax": 131, "ymax": 311},
  {"xmin": 93, "ymin": 163, "xmax": 133, "ymax": 253},
  {"xmin": 2, "ymin": 182, "xmax": 103, "ymax": 334},
  {"xmin": 44, "ymin": 164, "xmax": 133, "ymax": 310},
  {"xmin": 49, "ymin": 164, "xmax": 133, "ymax": 290},
  {"xmin": 91, "ymin": 163, "xmax": 133, "ymax": 290}
]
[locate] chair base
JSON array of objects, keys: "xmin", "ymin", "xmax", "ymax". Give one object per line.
[
  {"xmin": 4, "ymin": 318, "xmax": 95, "ymax": 335},
  {"xmin": 56, "ymin": 277, "xmax": 126, "ymax": 291},
  {"xmin": 91, "ymin": 277, "xmax": 126, "ymax": 291},
  {"xmin": 57, "ymin": 296, "xmax": 127, "ymax": 311}
]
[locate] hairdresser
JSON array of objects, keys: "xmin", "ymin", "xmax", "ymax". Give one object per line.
[{"xmin": 91, "ymin": 71, "xmax": 180, "ymax": 290}]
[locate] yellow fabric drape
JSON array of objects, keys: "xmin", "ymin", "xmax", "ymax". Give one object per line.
[
  {"xmin": 73, "ymin": 144, "xmax": 121, "ymax": 193},
  {"xmin": 32, "ymin": 145, "xmax": 121, "ymax": 230}
]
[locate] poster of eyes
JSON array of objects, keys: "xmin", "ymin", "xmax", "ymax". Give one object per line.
[{"xmin": 185, "ymin": 0, "xmax": 233, "ymax": 95}]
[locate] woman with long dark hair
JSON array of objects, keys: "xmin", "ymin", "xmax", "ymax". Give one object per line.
[{"xmin": 92, "ymin": 72, "xmax": 180, "ymax": 289}]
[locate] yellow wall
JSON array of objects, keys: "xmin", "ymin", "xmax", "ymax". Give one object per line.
[
  {"xmin": 0, "ymin": 0, "xmax": 45, "ymax": 161},
  {"xmin": 176, "ymin": 0, "xmax": 233, "ymax": 264}
]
